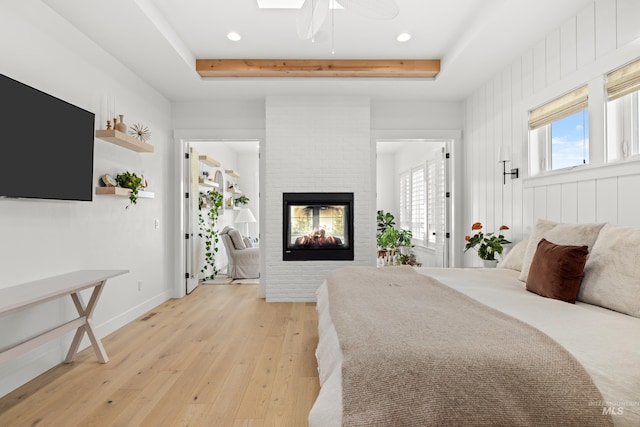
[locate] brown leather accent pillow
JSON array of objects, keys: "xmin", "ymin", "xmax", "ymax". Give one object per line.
[{"xmin": 526, "ymin": 238, "xmax": 589, "ymax": 303}]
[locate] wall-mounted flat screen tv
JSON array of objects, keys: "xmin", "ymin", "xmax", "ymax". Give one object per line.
[{"xmin": 0, "ymin": 74, "xmax": 95, "ymax": 201}]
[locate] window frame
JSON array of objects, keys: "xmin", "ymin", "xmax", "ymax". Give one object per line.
[{"xmin": 528, "ymin": 85, "xmax": 590, "ymax": 175}]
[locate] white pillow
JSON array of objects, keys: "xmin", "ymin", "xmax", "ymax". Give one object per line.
[
  {"xmin": 518, "ymin": 220, "xmax": 605, "ymax": 282},
  {"xmin": 499, "ymin": 239, "xmax": 528, "ymax": 272},
  {"xmin": 243, "ymin": 236, "xmax": 254, "ymax": 248},
  {"xmin": 578, "ymin": 224, "xmax": 640, "ymax": 317}
]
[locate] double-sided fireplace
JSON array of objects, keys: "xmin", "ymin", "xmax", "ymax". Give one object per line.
[{"xmin": 283, "ymin": 192, "xmax": 354, "ymax": 261}]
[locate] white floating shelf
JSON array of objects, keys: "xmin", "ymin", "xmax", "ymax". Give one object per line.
[
  {"xmin": 199, "ymin": 180, "xmax": 220, "ymax": 188},
  {"xmin": 95, "ymin": 187, "xmax": 155, "ymax": 199}
]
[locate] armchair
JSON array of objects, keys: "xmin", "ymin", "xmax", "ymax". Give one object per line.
[{"xmin": 220, "ymin": 226, "xmax": 260, "ymax": 279}]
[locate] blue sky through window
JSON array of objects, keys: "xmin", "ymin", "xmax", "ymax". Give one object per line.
[{"xmin": 551, "ymin": 110, "xmax": 589, "ymax": 170}]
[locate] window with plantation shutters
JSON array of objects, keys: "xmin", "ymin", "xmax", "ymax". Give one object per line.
[
  {"xmin": 411, "ymin": 166, "xmax": 426, "ymax": 242},
  {"xmin": 426, "ymin": 160, "xmax": 435, "ymax": 246},
  {"xmin": 398, "ymin": 164, "xmax": 427, "ymax": 246},
  {"xmin": 398, "ymin": 172, "xmax": 410, "ymax": 231}
]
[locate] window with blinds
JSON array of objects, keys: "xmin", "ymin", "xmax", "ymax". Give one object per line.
[
  {"xmin": 528, "ymin": 85, "xmax": 589, "ymax": 173},
  {"xmin": 606, "ymin": 58, "xmax": 640, "ymax": 162}
]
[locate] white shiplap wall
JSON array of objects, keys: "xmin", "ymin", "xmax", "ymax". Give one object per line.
[{"xmin": 464, "ymin": 0, "xmax": 640, "ymax": 266}]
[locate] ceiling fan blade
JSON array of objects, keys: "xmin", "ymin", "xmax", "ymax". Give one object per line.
[
  {"xmin": 297, "ymin": 0, "xmax": 330, "ymax": 40},
  {"xmin": 335, "ymin": 0, "xmax": 399, "ymax": 20}
]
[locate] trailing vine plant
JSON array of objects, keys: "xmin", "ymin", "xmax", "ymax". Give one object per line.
[
  {"xmin": 198, "ymin": 189, "xmax": 224, "ymax": 280},
  {"xmin": 115, "ymin": 171, "xmax": 142, "ymax": 208}
]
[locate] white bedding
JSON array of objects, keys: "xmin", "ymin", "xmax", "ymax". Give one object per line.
[{"xmin": 309, "ymin": 267, "xmax": 640, "ymax": 427}]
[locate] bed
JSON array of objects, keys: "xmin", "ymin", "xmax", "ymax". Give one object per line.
[{"xmin": 309, "ymin": 221, "xmax": 640, "ymax": 427}]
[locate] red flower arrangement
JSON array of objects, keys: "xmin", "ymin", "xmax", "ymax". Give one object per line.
[{"xmin": 464, "ymin": 222, "xmax": 511, "ymax": 261}]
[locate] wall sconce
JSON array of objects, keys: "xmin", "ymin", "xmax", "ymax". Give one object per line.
[
  {"xmin": 500, "ymin": 161, "xmax": 519, "ymax": 184},
  {"xmin": 497, "ymin": 145, "xmax": 519, "ymax": 185}
]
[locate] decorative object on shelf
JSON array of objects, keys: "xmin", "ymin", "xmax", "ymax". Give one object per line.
[
  {"xmin": 115, "ymin": 171, "xmax": 142, "ymax": 207},
  {"xmin": 101, "ymin": 174, "xmax": 117, "ymax": 187},
  {"xmin": 115, "ymin": 114, "xmax": 127, "ymax": 133},
  {"xmin": 106, "ymin": 120, "xmax": 112, "ymax": 130},
  {"xmin": 227, "ymin": 181, "xmax": 239, "ymax": 192},
  {"xmin": 95, "ymin": 129, "xmax": 154, "ymax": 153},
  {"xmin": 234, "ymin": 194, "xmax": 250, "ymax": 206},
  {"xmin": 464, "ymin": 222, "xmax": 511, "ymax": 262},
  {"xmin": 139, "ymin": 172, "xmax": 148, "ymax": 189},
  {"xmin": 198, "ymin": 189, "xmax": 224, "ymax": 280},
  {"xmin": 128, "ymin": 123, "xmax": 151, "ymax": 142},
  {"xmin": 227, "ymin": 197, "xmax": 233, "ymax": 208}
]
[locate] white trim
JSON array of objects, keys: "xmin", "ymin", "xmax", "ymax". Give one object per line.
[
  {"xmin": 173, "ymin": 129, "xmax": 266, "ymax": 299},
  {"xmin": 523, "ymin": 156, "xmax": 640, "ymax": 188}
]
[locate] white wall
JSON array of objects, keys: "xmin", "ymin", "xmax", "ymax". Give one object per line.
[
  {"xmin": 463, "ymin": 0, "xmax": 640, "ymax": 266},
  {"xmin": 264, "ymin": 96, "xmax": 375, "ymax": 301},
  {"xmin": 173, "ymin": 99, "xmax": 464, "ymax": 298},
  {"xmin": 0, "ymin": 2, "xmax": 173, "ymax": 397}
]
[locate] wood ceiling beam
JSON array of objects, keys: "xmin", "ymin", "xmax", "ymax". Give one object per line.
[{"xmin": 196, "ymin": 59, "xmax": 440, "ymax": 78}]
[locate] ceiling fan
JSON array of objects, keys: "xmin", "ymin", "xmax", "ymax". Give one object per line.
[{"xmin": 296, "ymin": 0, "xmax": 399, "ymax": 48}]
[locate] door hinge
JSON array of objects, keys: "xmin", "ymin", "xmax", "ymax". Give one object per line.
[
  {"xmin": 185, "ymin": 273, "xmax": 190, "ymax": 279},
  {"xmin": 185, "ymin": 233, "xmax": 190, "ymax": 240},
  {"xmin": 446, "ymin": 191, "xmax": 450, "ymax": 198},
  {"xmin": 445, "ymin": 152, "xmax": 450, "ymax": 159},
  {"xmin": 184, "ymin": 152, "xmax": 189, "ymax": 159},
  {"xmin": 445, "ymin": 232, "xmax": 451, "ymax": 239},
  {"xmin": 185, "ymin": 192, "xmax": 189, "ymax": 199}
]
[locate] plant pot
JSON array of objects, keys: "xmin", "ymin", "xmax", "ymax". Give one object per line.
[{"xmin": 482, "ymin": 259, "xmax": 498, "ymax": 268}]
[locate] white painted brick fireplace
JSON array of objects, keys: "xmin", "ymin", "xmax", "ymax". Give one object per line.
[{"xmin": 263, "ymin": 96, "xmax": 376, "ymax": 301}]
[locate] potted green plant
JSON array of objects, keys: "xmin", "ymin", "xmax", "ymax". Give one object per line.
[
  {"xmin": 198, "ymin": 189, "xmax": 224, "ymax": 280},
  {"xmin": 115, "ymin": 171, "xmax": 142, "ymax": 207},
  {"xmin": 464, "ymin": 222, "xmax": 511, "ymax": 267},
  {"xmin": 234, "ymin": 194, "xmax": 250, "ymax": 206},
  {"xmin": 376, "ymin": 213, "xmax": 414, "ymax": 265}
]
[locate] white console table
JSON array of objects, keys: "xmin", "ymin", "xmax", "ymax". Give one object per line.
[{"xmin": 0, "ymin": 270, "xmax": 128, "ymax": 364}]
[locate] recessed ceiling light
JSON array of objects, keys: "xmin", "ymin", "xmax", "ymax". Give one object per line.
[
  {"xmin": 227, "ymin": 32, "xmax": 241, "ymax": 42},
  {"xmin": 397, "ymin": 32, "xmax": 411, "ymax": 42}
]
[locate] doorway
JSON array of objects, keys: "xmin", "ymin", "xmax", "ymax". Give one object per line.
[
  {"xmin": 181, "ymin": 139, "xmax": 260, "ymax": 295},
  {"xmin": 376, "ymin": 139, "xmax": 452, "ymax": 268}
]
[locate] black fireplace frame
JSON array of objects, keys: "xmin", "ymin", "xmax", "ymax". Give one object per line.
[{"xmin": 282, "ymin": 192, "xmax": 354, "ymax": 261}]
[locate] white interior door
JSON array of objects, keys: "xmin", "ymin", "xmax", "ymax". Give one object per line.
[
  {"xmin": 433, "ymin": 145, "xmax": 449, "ymax": 267},
  {"xmin": 186, "ymin": 147, "xmax": 200, "ymax": 294}
]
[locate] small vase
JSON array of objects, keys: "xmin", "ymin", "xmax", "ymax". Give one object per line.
[
  {"xmin": 482, "ymin": 259, "xmax": 498, "ymax": 268},
  {"xmin": 115, "ymin": 114, "xmax": 127, "ymax": 133}
]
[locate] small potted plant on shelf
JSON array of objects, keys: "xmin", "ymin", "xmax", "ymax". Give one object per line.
[
  {"xmin": 234, "ymin": 195, "xmax": 250, "ymax": 206},
  {"xmin": 464, "ymin": 222, "xmax": 511, "ymax": 267},
  {"xmin": 115, "ymin": 171, "xmax": 142, "ymax": 207}
]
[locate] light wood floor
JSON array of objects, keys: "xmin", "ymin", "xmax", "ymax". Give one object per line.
[{"xmin": 0, "ymin": 284, "xmax": 320, "ymax": 426}]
